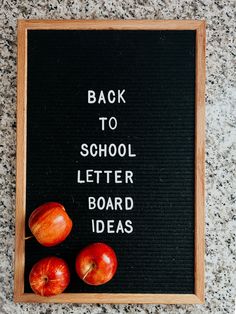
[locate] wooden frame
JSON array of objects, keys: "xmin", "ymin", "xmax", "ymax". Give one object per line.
[{"xmin": 14, "ymin": 20, "xmax": 205, "ymax": 304}]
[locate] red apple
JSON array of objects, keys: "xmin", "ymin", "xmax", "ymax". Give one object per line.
[
  {"xmin": 29, "ymin": 256, "xmax": 70, "ymax": 296},
  {"xmin": 75, "ymin": 242, "xmax": 118, "ymax": 286},
  {"xmin": 28, "ymin": 202, "xmax": 72, "ymax": 247}
]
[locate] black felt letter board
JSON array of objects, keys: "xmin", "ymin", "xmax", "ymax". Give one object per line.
[{"xmin": 25, "ymin": 30, "xmax": 195, "ymax": 294}]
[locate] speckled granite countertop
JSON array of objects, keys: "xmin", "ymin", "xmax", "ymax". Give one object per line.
[{"xmin": 0, "ymin": 1, "xmax": 235, "ymax": 313}]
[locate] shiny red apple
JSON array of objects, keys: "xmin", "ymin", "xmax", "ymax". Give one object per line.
[
  {"xmin": 75, "ymin": 242, "xmax": 118, "ymax": 285},
  {"xmin": 29, "ymin": 256, "xmax": 70, "ymax": 296},
  {"xmin": 28, "ymin": 202, "xmax": 72, "ymax": 247}
]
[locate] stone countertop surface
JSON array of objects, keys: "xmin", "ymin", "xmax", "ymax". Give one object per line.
[{"xmin": 0, "ymin": 1, "xmax": 235, "ymax": 313}]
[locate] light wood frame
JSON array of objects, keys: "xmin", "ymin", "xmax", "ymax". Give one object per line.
[{"xmin": 14, "ymin": 20, "xmax": 205, "ymax": 304}]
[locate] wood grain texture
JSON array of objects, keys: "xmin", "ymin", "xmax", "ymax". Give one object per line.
[
  {"xmin": 14, "ymin": 293, "xmax": 203, "ymax": 304},
  {"xmin": 15, "ymin": 19, "xmax": 205, "ymax": 304},
  {"xmin": 194, "ymin": 21, "xmax": 206, "ymax": 303},
  {"xmin": 18, "ymin": 19, "xmax": 204, "ymax": 30},
  {"xmin": 14, "ymin": 20, "xmax": 28, "ymax": 302}
]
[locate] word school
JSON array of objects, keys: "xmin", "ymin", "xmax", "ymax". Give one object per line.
[{"xmin": 80, "ymin": 143, "xmax": 136, "ymax": 158}]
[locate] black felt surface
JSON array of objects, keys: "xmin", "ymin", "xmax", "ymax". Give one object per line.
[{"xmin": 25, "ymin": 30, "xmax": 195, "ymax": 293}]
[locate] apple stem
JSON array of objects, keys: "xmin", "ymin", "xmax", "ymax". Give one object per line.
[
  {"xmin": 25, "ymin": 235, "xmax": 33, "ymax": 240},
  {"xmin": 82, "ymin": 262, "xmax": 95, "ymax": 280},
  {"xmin": 43, "ymin": 276, "xmax": 48, "ymax": 283}
]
